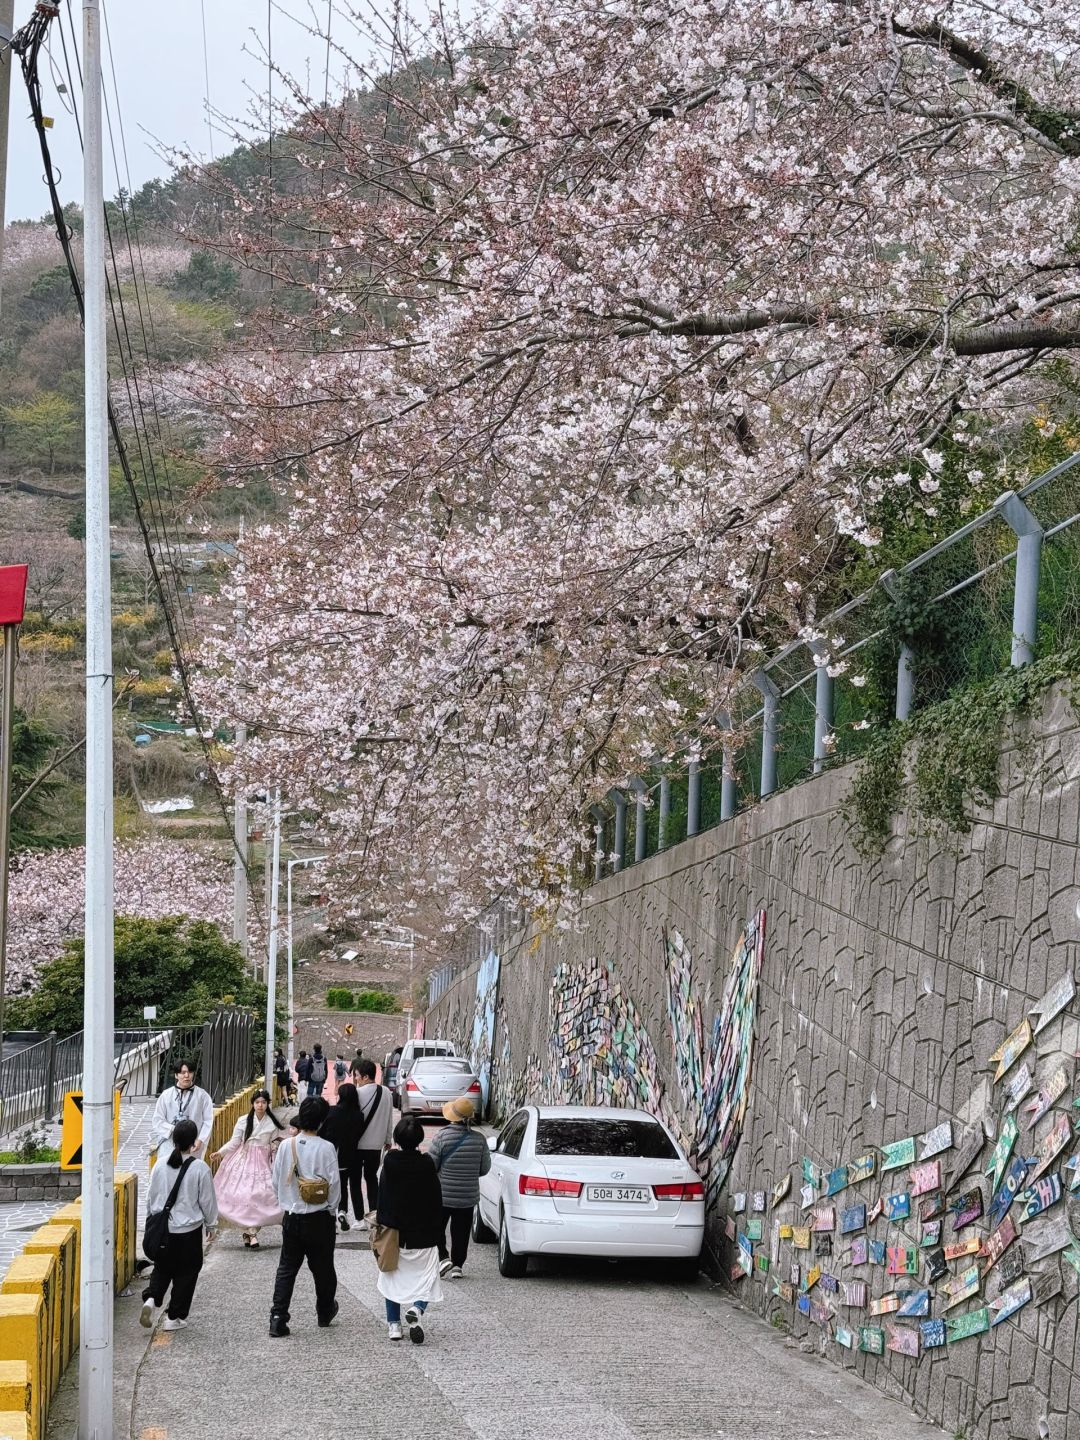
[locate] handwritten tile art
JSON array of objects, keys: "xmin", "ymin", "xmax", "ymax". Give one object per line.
[
  {"xmin": 896, "ymin": 1288, "xmax": 930, "ymax": 1317},
  {"xmin": 990, "ymin": 1017, "xmax": 1032, "ymax": 1081},
  {"xmin": 924, "ymin": 1247, "xmax": 948, "ymax": 1282},
  {"xmin": 869, "ymin": 1293, "xmax": 901, "ymax": 1316},
  {"xmin": 868, "ymin": 1198, "xmax": 884, "ymax": 1223},
  {"xmin": 909, "ymin": 1161, "xmax": 940, "ymax": 1197},
  {"xmin": 1004, "ymin": 1063, "xmax": 1034, "ymax": 1114},
  {"xmin": 920, "ymin": 1318, "xmax": 946, "ymax": 1349},
  {"xmin": 810, "ymin": 1299, "xmax": 832, "ymax": 1327},
  {"xmin": 797, "ymin": 1294, "xmax": 811, "ymax": 1315},
  {"xmin": 1066, "ymin": 1152, "xmax": 1080, "ymax": 1194},
  {"xmin": 947, "ymin": 1307, "xmax": 990, "ymax": 1342},
  {"xmin": 990, "ymin": 1248, "xmax": 1025, "ymax": 1296},
  {"xmin": 988, "ymin": 1155, "xmax": 1029, "ymax": 1228},
  {"xmin": 859, "ymin": 1326, "xmax": 885, "ymax": 1355},
  {"xmin": 815, "ymin": 1234, "xmax": 833, "ymax": 1258},
  {"xmin": 1023, "ymin": 1066, "xmax": 1068, "ymax": 1131},
  {"xmin": 756, "ymin": 1253, "xmax": 770, "ymax": 1275},
  {"xmin": 918, "ymin": 1122, "xmax": 953, "ymax": 1162},
  {"xmin": 985, "ymin": 1113, "xmax": 1019, "ymax": 1191},
  {"xmin": 733, "ymin": 1192, "xmax": 747, "ymax": 1213},
  {"xmin": 921, "ymin": 1220, "xmax": 942, "ymax": 1248},
  {"xmin": 724, "ymin": 1216, "xmax": 737, "ymax": 1241},
  {"xmin": 812, "ymin": 1206, "xmax": 835, "ymax": 1232},
  {"xmin": 919, "ymin": 1191, "xmax": 945, "ymax": 1221},
  {"xmin": 887, "ymin": 1246, "xmax": 919, "ymax": 1276},
  {"xmin": 946, "ymin": 1126, "xmax": 988, "ymax": 1193},
  {"xmin": 850, "ymin": 1237, "xmax": 869, "ymax": 1266},
  {"xmin": 806, "ymin": 1264, "xmax": 822, "ymax": 1291},
  {"xmin": 779, "ymin": 1223, "xmax": 794, "ymax": 1240},
  {"xmin": 886, "ymin": 1325, "xmax": 920, "ymax": 1357},
  {"xmin": 1021, "ymin": 1211, "xmax": 1073, "ymax": 1264},
  {"xmin": 779, "ymin": 1281, "xmax": 795, "ymax": 1303},
  {"xmin": 989, "ymin": 1276, "xmax": 1032, "ymax": 1325},
  {"xmin": 747, "ymin": 1218, "xmax": 763, "ymax": 1242},
  {"xmin": 940, "ymin": 1265, "xmax": 981, "ymax": 1309},
  {"xmin": 841, "ymin": 1204, "xmax": 867, "ymax": 1235},
  {"xmin": 842, "ymin": 1280, "xmax": 867, "ymax": 1307},
  {"xmin": 800, "ymin": 1183, "xmax": 816, "ymax": 1210},
  {"xmin": 752, "ymin": 1190, "xmax": 767, "ymax": 1212},
  {"xmin": 771, "ymin": 1175, "xmax": 792, "ymax": 1207},
  {"xmin": 790, "ymin": 1263, "xmax": 801, "ymax": 1288},
  {"xmin": 1016, "ymin": 1172, "xmax": 1063, "ymax": 1224},
  {"xmin": 1030, "ymin": 1112, "xmax": 1071, "ymax": 1181},
  {"xmin": 820, "ymin": 1272, "xmax": 839, "ymax": 1294},
  {"xmin": 802, "ymin": 1157, "xmax": 820, "ymax": 1187},
  {"xmin": 869, "ymin": 1240, "xmax": 886, "ymax": 1265},
  {"xmin": 825, "ymin": 1167, "xmax": 848, "ymax": 1197},
  {"xmin": 944, "ymin": 1236, "xmax": 981, "ymax": 1261},
  {"xmin": 848, "ymin": 1153, "xmax": 876, "ymax": 1184},
  {"xmin": 1032, "ymin": 1270, "xmax": 1063, "ymax": 1308},
  {"xmin": 880, "ymin": 1136, "xmax": 916, "ymax": 1172},
  {"xmin": 980, "ymin": 1215, "xmax": 1018, "ymax": 1272},
  {"xmin": 883, "ymin": 1192, "xmax": 911, "ymax": 1222},
  {"xmin": 835, "ymin": 1324, "xmax": 855, "ymax": 1349},
  {"xmin": 949, "ymin": 1187, "xmax": 984, "ymax": 1229},
  {"xmin": 1030, "ymin": 971, "xmax": 1075, "ymax": 1036},
  {"xmin": 793, "ymin": 1226, "xmax": 811, "ymax": 1251}
]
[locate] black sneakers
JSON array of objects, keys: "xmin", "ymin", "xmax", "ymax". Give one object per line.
[
  {"xmin": 318, "ymin": 1300, "xmax": 340, "ymax": 1329},
  {"xmin": 269, "ymin": 1316, "xmax": 290, "ymax": 1338}
]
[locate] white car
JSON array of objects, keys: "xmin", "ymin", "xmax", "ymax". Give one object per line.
[{"xmin": 475, "ymin": 1105, "xmax": 705, "ymax": 1278}]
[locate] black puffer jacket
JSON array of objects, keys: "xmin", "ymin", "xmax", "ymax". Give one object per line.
[{"xmin": 376, "ymin": 1148, "xmax": 443, "ymax": 1249}]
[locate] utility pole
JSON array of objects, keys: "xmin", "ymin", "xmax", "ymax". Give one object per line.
[
  {"xmin": 262, "ymin": 788, "xmax": 281, "ymax": 1089},
  {"xmin": 0, "ymin": 567, "xmax": 29, "ymax": 1078},
  {"xmin": 0, "ymin": 0, "xmax": 15, "ymax": 325},
  {"xmin": 80, "ymin": 0, "xmax": 115, "ymax": 1434},
  {"xmin": 232, "ymin": 522, "xmax": 248, "ymax": 965}
]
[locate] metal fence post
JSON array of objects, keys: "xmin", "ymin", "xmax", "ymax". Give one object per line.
[
  {"xmin": 812, "ymin": 651, "xmax": 833, "ymax": 774},
  {"xmin": 998, "ymin": 491, "xmax": 1043, "ymax": 666},
  {"xmin": 612, "ymin": 791, "xmax": 627, "ymax": 872},
  {"xmin": 44, "ymin": 1031, "xmax": 57, "ymax": 1119},
  {"xmin": 880, "ymin": 569, "xmax": 915, "ymax": 720},
  {"xmin": 687, "ymin": 758, "xmax": 701, "ymax": 837},
  {"xmin": 589, "ymin": 805, "xmax": 605, "ymax": 882},
  {"xmin": 753, "ymin": 670, "xmax": 779, "ymax": 797},
  {"xmin": 630, "ymin": 779, "xmax": 648, "ymax": 862},
  {"xmin": 719, "ymin": 711, "xmax": 737, "ymax": 821},
  {"xmin": 201, "ymin": 1019, "xmax": 215, "ymax": 1100},
  {"xmin": 658, "ymin": 775, "xmax": 671, "ymax": 850}
]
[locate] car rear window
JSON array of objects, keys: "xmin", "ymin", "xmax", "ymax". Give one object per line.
[
  {"xmin": 411, "ymin": 1045, "xmax": 452, "ymax": 1059},
  {"xmin": 413, "ymin": 1058, "xmax": 472, "ymax": 1072},
  {"xmin": 535, "ymin": 1119, "xmax": 678, "ymax": 1158}
]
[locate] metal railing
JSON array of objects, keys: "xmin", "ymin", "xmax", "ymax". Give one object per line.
[{"xmin": 591, "ymin": 450, "xmax": 1080, "ymax": 879}]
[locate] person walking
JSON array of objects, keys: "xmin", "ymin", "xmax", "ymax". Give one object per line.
[
  {"xmin": 349, "ymin": 1047, "xmax": 365, "ymax": 1083},
  {"xmin": 295, "ymin": 1051, "xmax": 313, "ymax": 1095},
  {"xmin": 375, "ymin": 1116, "xmax": 444, "ymax": 1343},
  {"xmin": 148, "ymin": 1062, "xmax": 214, "ymax": 1167},
  {"xmin": 273, "ymin": 1049, "xmax": 296, "ymax": 1105},
  {"xmin": 269, "ymin": 1096, "xmax": 340, "ymax": 1337},
  {"xmin": 309, "ymin": 1045, "xmax": 328, "ymax": 1097},
  {"xmin": 428, "ymin": 1097, "xmax": 491, "ymax": 1278},
  {"xmin": 209, "ymin": 1089, "xmax": 284, "ymax": 1248},
  {"xmin": 319, "ymin": 1080, "xmax": 387, "ymax": 1231},
  {"xmin": 140, "ymin": 1118, "xmax": 218, "ymax": 1332},
  {"xmin": 355, "ymin": 1058, "xmax": 395, "ymax": 1214}
]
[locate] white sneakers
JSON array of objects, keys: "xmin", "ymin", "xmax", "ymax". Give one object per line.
[
  {"xmin": 438, "ymin": 1258, "xmax": 454, "ymax": 1277},
  {"xmin": 388, "ymin": 1322, "xmax": 403, "ymax": 1341},
  {"xmin": 162, "ymin": 1317, "xmax": 187, "ymax": 1332},
  {"xmin": 446, "ymin": 1266, "xmax": 463, "ymax": 1280},
  {"xmin": 139, "ymin": 1300, "xmax": 158, "ymax": 1329}
]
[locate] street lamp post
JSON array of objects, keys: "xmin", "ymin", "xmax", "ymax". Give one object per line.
[{"xmin": 0, "ymin": 565, "xmax": 28, "ymax": 1079}]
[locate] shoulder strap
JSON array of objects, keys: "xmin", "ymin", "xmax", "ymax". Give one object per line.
[
  {"xmin": 355, "ymin": 1087, "xmax": 384, "ymax": 1142},
  {"xmin": 291, "ymin": 1137, "xmax": 301, "ymax": 1180},
  {"xmin": 434, "ymin": 1131, "xmax": 472, "ymax": 1172},
  {"xmin": 162, "ymin": 1158, "xmax": 194, "ymax": 1216}
]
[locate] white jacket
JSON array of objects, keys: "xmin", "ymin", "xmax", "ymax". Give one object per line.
[{"xmin": 149, "ymin": 1084, "xmax": 215, "ymax": 1156}]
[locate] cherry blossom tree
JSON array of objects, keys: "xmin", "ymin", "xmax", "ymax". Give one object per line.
[{"xmin": 191, "ymin": 0, "xmax": 1080, "ymax": 930}]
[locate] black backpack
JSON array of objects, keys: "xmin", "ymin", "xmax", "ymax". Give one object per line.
[{"xmin": 311, "ymin": 1055, "xmax": 328, "ymax": 1083}]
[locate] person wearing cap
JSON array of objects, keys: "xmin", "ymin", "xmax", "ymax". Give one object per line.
[{"xmin": 427, "ymin": 1097, "xmax": 491, "ymax": 1278}]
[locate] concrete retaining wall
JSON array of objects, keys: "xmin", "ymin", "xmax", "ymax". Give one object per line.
[
  {"xmin": 427, "ymin": 684, "xmax": 1080, "ymax": 1440},
  {"xmin": 0, "ymin": 1165, "xmax": 81, "ymax": 1206}
]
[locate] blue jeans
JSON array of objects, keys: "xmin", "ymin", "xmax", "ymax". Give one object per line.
[
  {"xmin": 385, "ymin": 1298, "xmax": 427, "ymax": 1323},
  {"xmin": 307, "ymin": 1081, "xmax": 324, "ymax": 1097}
]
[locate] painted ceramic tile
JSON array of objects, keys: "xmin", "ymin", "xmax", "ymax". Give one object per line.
[
  {"xmin": 1030, "ymin": 1112, "xmax": 1071, "ymax": 1181},
  {"xmin": 868, "ymin": 1198, "xmax": 884, "ymax": 1223},
  {"xmin": 1029, "ymin": 972, "xmax": 1075, "ymax": 1036},
  {"xmin": 800, "ymin": 1183, "xmax": 816, "ymax": 1210},
  {"xmin": 990, "ymin": 1018, "xmax": 1032, "ymax": 1081},
  {"xmin": 991, "ymin": 1248, "xmax": 1025, "ymax": 1294},
  {"xmin": 840, "ymin": 1204, "xmax": 866, "ymax": 1235},
  {"xmin": 810, "ymin": 1300, "xmax": 832, "ymax": 1327},
  {"xmin": 1066, "ymin": 1152, "xmax": 1080, "ymax": 1194},
  {"xmin": 850, "ymin": 1237, "xmax": 869, "ymax": 1266},
  {"xmin": 859, "ymin": 1326, "xmax": 885, "ymax": 1355},
  {"xmin": 886, "ymin": 1325, "xmax": 919, "ymax": 1357},
  {"xmin": 918, "ymin": 1122, "xmax": 953, "ymax": 1162},
  {"xmin": 1004, "ymin": 1063, "xmax": 1034, "ymax": 1114},
  {"xmin": 946, "ymin": 1126, "xmax": 988, "ymax": 1192},
  {"xmin": 949, "ymin": 1187, "xmax": 984, "ymax": 1229},
  {"xmin": 1021, "ymin": 1211, "xmax": 1073, "ymax": 1263},
  {"xmin": 920, "ymin": 1318, "xmax": 946, "ymax": 1349},
  {"xmin": 869, "ymin": 1240, "xmax": 886, "ymax": 1265},
  {"xmin": 880, "ymin": 1136, "xmax": 916, "ymax": 1171},
  {"xmin": 806, "ymin": 1264, "xmax": 822, "ymax": 1291},
  {"xmin": 1023, "ymin": 1066, "xmax": 1068, "ymax": 1130},
  {"xmin": 1031, "ymin": 1270, "xmax": 1063, "ymax": 1307},
  {"xmin": 835, "ymin": 1324, "xmax": 855, "ymax": 1349},
  {"xmin": 752, "ymin": 1190, "xmax": 767, "ymax": 1212},
  {"xmin": 756, "ymin": 1253, "xmax": 770, "ymax": 1274},
  {"xmin": 797, "ymin": 1294, "xmax": 811, "ymax": 1315},
  {"xmin": 790, "ymin": 1263, "xmax": 801, "ymax": 1287},
  {"xmin": 940, "ymin": 1265, "xmax": 981, "ymax": 1309},
  {"xmin": 947, "ymin": 1307, "xmax": 990, "ymax": 1341},
  {"xmin": 869, "ymin": 1293, "xmax": 901, "ymax": 1316},
  {"xmin": 772, "ymin": 1175, "xmax": 792, "ymax": 1207},
  {"xmin": 812, "ymin": 1206, "xmax": 835, "ymax": 1232},
  {"xmin": 770, "ymin": 1273, "xmax": 783, "ymax": 1298},
  {"xmin": 1016, "ymin": 1172, "xmax": 1063, "ymax": 1223},
  {"xmin": 820, "ymin": 1272, "xmax": 839, "ymax": 1294},
  {"xmin": 919, "ymin": 1191, "xmax": 945, "ymax": 1221},
  {"xmin": 848, "ymin": 1154, "xmax": 876, "ymax": 1184},
  {"xmin": 802, "ymin": 1157, "xmax": 820, "ymax": 1187},
  {"xmin": 779, "ymin": 1223, "xmax": 794, "ymax": 1239},
  {"xmin": 944, "ymin": 1235, "xmax": 981, "ymax": 1261},
  {"xmin": 842, "ymin": 1280, "xmax": 867, "ymax": 1306},
  {"xmin": 988, "ymin": 1155, "xmax": 1029, "ymax": 1228},
  {"xmin": 887, "ymin": 1246, "xmax": 919, "ymax": 1276},
  {"xmin": 779, "ymin": 1281, "xmax": 795, "ymax": 1302},
  {"xmin": 883, "ymin": 1192, "xmax": 911, "ymax": 1222},
  {"xmin": 815, "ymin": 1234, "xmax": 833, "ymax": 1258},
  {"xmin": 896, "ymin": 1288, "xmax": 930, "ymax": 1317},
  {"xmin": 730, "ymin": 1262, "xmax": 747, "ymax": 1282},
  {"xmin": 985, "ymin": 1113, "xmax": 1018, "ymax": 1190},
  {"xmin": 733, "ymin": 1192, "xmax": 747, "ymax": 1213},
  {"xmin": 910, "ymin": 1161, "xmax": 940, "ymax": 1197},
  {"xmin": 979, "ymin": 1214, "xmax": 1018, "ymax": 1272},
  {"xmin": 925, "ymin": 1247, "xmax": 948, "ymax": 1283},
  {"xmin": 825, "ymin": 1167, "xmax": 848, "ymax": 1197},
  {"xmin": 793, "ymin": 1226, "xmax": 811, "ymax": 1250},
  {"xmin": 1064, "ymin": 1242, "xmax": 1080, "ymax": 1277},
  {"xmin": 921, "ymin": 1220, "xmax": 942, "ymax": 1247},
  {"xmin": 747, "ymin": 1218, "xmax": 764, "ymax": 1242},
  {"xmin": 989, "ymin": 1276, "xmax": 1031, "ymax": 1325}
]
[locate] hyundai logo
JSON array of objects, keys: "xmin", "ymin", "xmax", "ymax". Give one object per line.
[{"xmin": 611, "ymin": 1170, "xmax": 625, "ymax": 1179}]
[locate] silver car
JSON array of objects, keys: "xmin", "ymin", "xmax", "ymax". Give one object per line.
[{"xmin": 400, "ymin": 1056, "xmax": 482, "ymax": 1119}]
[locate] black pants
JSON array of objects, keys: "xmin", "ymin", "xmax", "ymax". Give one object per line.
[
  {"xmin": 271, "ymin": 1211, "xmax": 337, "ymax": 1324},
  {"xmin": 439, "ymin": 1205, "xmax": 472, "ymax": 1270},
  {"xmin": 353, "ymin": 1150, "xmax": 380, "ymax": 1214},
  {"xmin": 145, "ymin": 1227, "xmax": 203, "ymax": 1320},
  {"xmin": 338, "ymin": 1160, "xmax": 371, "ymax": 1221}
]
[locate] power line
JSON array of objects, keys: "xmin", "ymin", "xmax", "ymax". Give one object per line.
[{"xmin": 199, "ymin": 0, "xmax": 214, "ymax": 161}]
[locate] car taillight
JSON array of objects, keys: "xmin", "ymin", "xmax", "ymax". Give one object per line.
[
  {"xmin": 466, "ymin": 1082, "xmax": 482, "ymax": 1094},
  {"xmin": 518, "ymin": 1174, "xmax": 583, "ymax": 1197},
  {"xmin": 653, "ymin": 1182, "xmax": 705, "ymax": 1201},
  {"xmin": 405, "ymin": 1079, "xmax": 419, "ymax": 1092}
]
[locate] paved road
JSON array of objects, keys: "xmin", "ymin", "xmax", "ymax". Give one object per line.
[{"xmin": 110, "ymin": 1223, "xmax": 946, "ymax": 1440}]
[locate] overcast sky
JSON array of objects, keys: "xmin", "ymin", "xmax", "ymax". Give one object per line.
[{"xmin": 4, "ymin": 0, "xmax": 370, "ymax": 222}]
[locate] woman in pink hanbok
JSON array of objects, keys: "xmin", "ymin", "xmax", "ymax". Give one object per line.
[{"xmin": 209, "ymin": 1090, "xmax": 284, "ymax": 1248}]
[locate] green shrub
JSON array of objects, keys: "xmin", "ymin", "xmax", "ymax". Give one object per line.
[
  {"xmin": 354, "ymin": 989, "xmax": 399, "ymax": 1014},
  {"xmin": 325, "ymin": 987, "xmax": 354, "ymax": 1010}
]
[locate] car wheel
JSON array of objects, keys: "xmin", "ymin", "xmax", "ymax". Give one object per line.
[
  {"xmin": 472, "ymin": 1204, "xmax": 496, "ymax": 1244},
  {"xmin": 497, "ymin": 1210, "xmax": 528, "ymax": 1277}
]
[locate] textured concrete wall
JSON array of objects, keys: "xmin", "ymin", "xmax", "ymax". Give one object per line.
[{"xmin": 428, "ymin": 685, "xmax": 1080, "ymax": 1440}]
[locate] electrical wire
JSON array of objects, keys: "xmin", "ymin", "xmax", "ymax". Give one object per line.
[{"xmin": 199, "ymin": 0, "xmax": 215, "ymax": 161}]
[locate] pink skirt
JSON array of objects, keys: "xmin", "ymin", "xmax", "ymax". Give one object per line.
[{"xmin": 214, "ymin": 1143, "xmax": 283, "ymax": 1230}]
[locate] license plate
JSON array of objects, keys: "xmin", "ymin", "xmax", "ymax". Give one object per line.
[{"xmin": 586, "ymin": 1185, "xmax": 650, "ymax": 1203}]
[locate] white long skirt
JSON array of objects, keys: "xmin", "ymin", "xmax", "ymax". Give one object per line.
[{"xmin": 376, "ymin": 1246, "xmax": 445, "ymax": 1306}]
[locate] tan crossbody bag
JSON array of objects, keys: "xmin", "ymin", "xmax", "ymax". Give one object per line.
[{"xmin": 291, "ymin": 1138, "xmax": 330, "ymax": 1205}]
